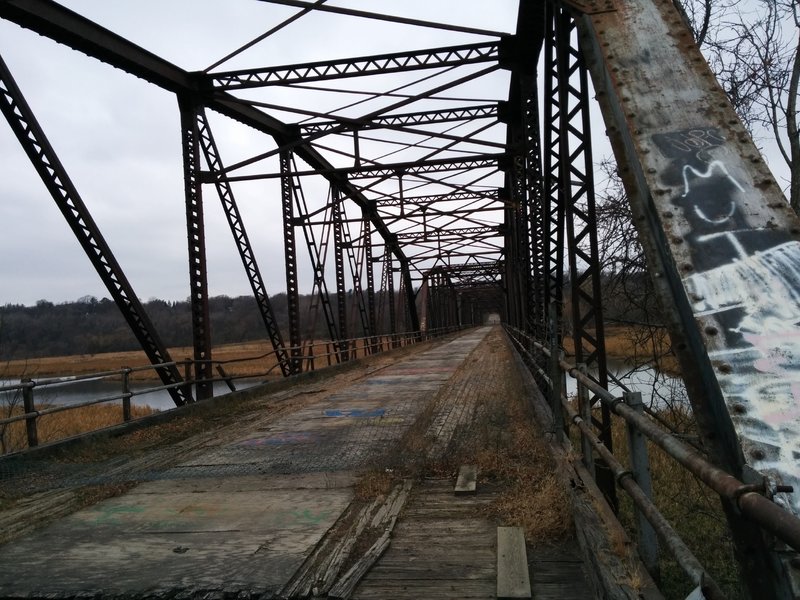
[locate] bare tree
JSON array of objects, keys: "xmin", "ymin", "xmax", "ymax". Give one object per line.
[{"xmin": 679, "ymin": 0, "xmax": 800, "ymax": 211}]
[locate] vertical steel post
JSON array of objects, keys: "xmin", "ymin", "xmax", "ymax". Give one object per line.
[
  {"xmin": 181, "ymin": 114, "xmax": 212, "ymax": 400},
  {"xmin": 280, "ymin": 150, "xmax": 302, "ymax": 374},
  {"xmin": 332, "ymin": 186, "xmax": 349, "ymax": 361},
  {"xmin": 178, "ymin": 95, "xmax": 213, "ymax": 400},
  {"xmin": 624, "ymin": 391, "xmax": 660, "ymax": 580},
  {"xmin": 363, "ymin": 213, "xmax": 378, "ymax": 352},
  {"xmin": 548, "ymin": 301, "xmax": 565, "ymax": 441},
  {"xmin": 386, "ymin": 252, "xmax": 399, "ymax": 348},
  {"xmin": 577, "ymin": 363, "xmax": 596, "ymax": 479},
  {"xmin": 122, "ymin": 368, "xmax": 131, "ymax": 422},
  {"xmin": 400, "ymin": 257, "xmax": 420, "ymax": 334}
]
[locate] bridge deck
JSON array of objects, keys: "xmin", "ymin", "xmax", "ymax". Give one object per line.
[{"xmin": 0, "ymin": 326, "xmax": 592, "ymax": 599}]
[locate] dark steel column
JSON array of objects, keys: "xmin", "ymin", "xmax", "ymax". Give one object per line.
[
  {"xmin": 280, "ymin": 150, "xmax": 302, "ymax": 374},
  {"xmin": 386, "ymin": 252, "xmax": 399, "ymax": 347},
  {"xmin": 0, "ymin": 53, "xmax": 190, "ymax": 406},
  {"xmin": 332, "ymin": 186, "xmax": 349, "ymax": 360},
  {"xmin": 178, "ymin": 96, "xmax": 213, "ymax": 400},
  {"xmin": 363, "ymin": 213, "xmax": 378, "ymax": 351},
  {"xmin": 399, "ymin": 256, "xmax": 421, "ymax": 333}
]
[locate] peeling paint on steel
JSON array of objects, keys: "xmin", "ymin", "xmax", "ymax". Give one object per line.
[{"xmin": 578, "ymin": 0, "xmax": 800, "ymax": 518}]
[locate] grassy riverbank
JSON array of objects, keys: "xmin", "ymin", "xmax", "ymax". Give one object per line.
[
  {"xmin": 0, "ymin": 403, "xmax": 158, "ymax": 455},
  {"xmin": 2, "ymin": 339, "xmax": 283, "ymax": 382}
]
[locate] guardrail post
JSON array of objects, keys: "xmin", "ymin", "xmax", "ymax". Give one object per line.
[
  {"xmin": 21, "ymin": 378, "xmax": 38, "ymax": 448},
  {"xmin": 121, "ymin": 368, "xmax": 132, "ymax": 422},
  {"xmin": 183, "ymin": 358, "xmax": 193, "ymax": 401},
  {"xmin": 577, "ymin": 363, "xmax": 595, "ymax": 479},
  {"xmin": 624, "ymin": 390, "xmax": 660, "ymax": 581}
]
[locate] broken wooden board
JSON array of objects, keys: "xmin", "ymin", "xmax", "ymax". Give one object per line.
[{"xmin": 454, "ymin": 464, "xmax": 477, "ymax": 496}]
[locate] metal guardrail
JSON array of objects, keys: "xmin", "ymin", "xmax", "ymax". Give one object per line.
[
  {"xmin": 504, "ymin": 324, "xmax": 800, "ymax": 600},
  {"xmin": 0, "ymin": 325, "xmax": 469, "ymax": 452}
]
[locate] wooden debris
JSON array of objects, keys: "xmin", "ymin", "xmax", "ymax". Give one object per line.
[
  {"xmin": 496, "ymin": 526, "xmax": 531, "ymax": 599},
  {"xmin": 327, "ymin": 480, "xmax": 412, "ymax": 600},
  {"xmin": 454, "ymin": 464, "xmax": 477, "ymax": 495}
]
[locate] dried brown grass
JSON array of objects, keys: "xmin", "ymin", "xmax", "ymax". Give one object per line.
[
  {"xmin": 470, "ymin": 403, "xmax": 573, "ymax": 542},
  {"xmin": 353, "ymin": 470, "xmax": 396, "ymax": 501},
  {"xmin": 1, "ymin": 403, "xmax": 156, "ymax": 455},
  {"xmin": 563, "ymin": 324, "xmax": 680, "ymax": 375}
]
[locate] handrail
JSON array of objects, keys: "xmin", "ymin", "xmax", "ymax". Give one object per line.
[
  {"xmin": 0, "ymin": 325, "xmax": 469, "ymax": 450},
  {"xmin": 504, "ymin": 324, "xmax": 800, "ymax": 599}
]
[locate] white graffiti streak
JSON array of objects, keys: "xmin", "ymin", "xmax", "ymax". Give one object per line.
[
  {"xmin": 686, "ymin": 241, "xmax": 800, "ymax": 514},
  {"xmin": 680, "ymin": 161, "xmax": 800, "ymax": 515},
  {"xmin": 681, "ymin": 160, "xmax": 745, "ymax": 198}
]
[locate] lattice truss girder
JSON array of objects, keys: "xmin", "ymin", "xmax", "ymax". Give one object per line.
[{"xmin": 0, "ymin": 0, "xmax": 530, "ymax": 380}]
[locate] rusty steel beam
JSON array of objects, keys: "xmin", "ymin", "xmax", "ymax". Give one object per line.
[
  {"xmin": 372, "ymin": 188, "xmax": 501, "ymax": 208},
  {"xmin": 575, "ymin": 0, "xmax": 800, "ymax": 594},
  {"xmin": 0, "ymin": 52, "xmax": 190, "ymax": 406},
  {"xmin": 219, "ymin": 154, "xmax": 504, "ymax": 182}
]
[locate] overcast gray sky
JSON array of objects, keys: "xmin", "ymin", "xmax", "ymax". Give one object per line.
[{"xmin": 0, "ymin": 1, "xmax": 790, "ymax": 306}]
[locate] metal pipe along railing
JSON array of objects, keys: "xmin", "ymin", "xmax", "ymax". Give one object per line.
[{"xmin": 505, "ymin": 325, "xmax": 800, "ymax": 553}]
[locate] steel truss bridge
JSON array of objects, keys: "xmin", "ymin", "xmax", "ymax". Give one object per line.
[{"xmin": 2, "ymin": 0, "xmax": 800, "ymax": 597}]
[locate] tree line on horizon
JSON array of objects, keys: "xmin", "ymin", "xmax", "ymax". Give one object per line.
[{"xmin": 0, "ymin": 292, "xmax": 399, "ymax": 361}]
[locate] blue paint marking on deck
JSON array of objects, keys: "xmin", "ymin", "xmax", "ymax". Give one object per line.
[{"xmin": 324, "ymin": 408, "xmax": 386, "ymax": 418}]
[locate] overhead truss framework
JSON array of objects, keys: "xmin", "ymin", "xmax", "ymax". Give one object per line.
[{"xmin": 2, "ymin": 1, "xmax": 800, "ymax": 595}]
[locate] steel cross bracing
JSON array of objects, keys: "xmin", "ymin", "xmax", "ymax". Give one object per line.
[
  {"xmin": 545, "ymin": 4, "xmax": 615, "ymax": 505},
  {"xmin": 209, "ymin": 42, "xmax": 502, "ymax": 90},
  {"xmin": 195, "ymin": 109, "xmax": 293, "ymax": 378},
  {"xmin": 300, "ymin": 104, "xmax": 499, "ymax": 135},
  {"xmin": 4, "ymin": 1, "xmax": 800, "ymax": 596},
  {"xmin": 0, "ymin": 52, "xmax": 191, "ymax": 407}
]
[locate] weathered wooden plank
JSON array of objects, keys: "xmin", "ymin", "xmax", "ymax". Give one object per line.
[
  {"xmin": 352, "ymin": 579, "xmax": 495, "ymax": 598},
  {"xmin": 329, "ymin": 530, "xmax": 391, "ymax": 600},
  {"xmin": 454, "ymin": 464, "xmax": 477, "ymax": 495},
  {"xmin": 496, "ymin": 527, "xmax": 531, "ymax": 599},
  {"xmin": 365, "ymin": 567, "xmax": 494, "ymax": 580}
]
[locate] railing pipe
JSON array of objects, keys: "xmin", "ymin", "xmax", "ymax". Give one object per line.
[
  {"xmin": 564, "ymin": 400, "xmax": 724, "ymax": 599},
  {"xmin": 506, "ymin": 325, "xmax": 800, "ymax": 553}
]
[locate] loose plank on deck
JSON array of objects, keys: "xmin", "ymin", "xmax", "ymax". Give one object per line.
[{"xmin": 497, "ymin": 526, "xmax": 531, "ymax": 599}]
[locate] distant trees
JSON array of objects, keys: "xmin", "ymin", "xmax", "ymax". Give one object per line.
[
  {"xmin": 678, "ymin": 0, "xmax": 800, "ymax": 211},
  {"xmin": 0, "ymin": 291, "xmax": 401, "ymax": 360}
]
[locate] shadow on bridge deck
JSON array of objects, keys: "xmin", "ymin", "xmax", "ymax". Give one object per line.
[{"xmin": 0, "ymin": 326, "xmax": 596, "ymax": 599}]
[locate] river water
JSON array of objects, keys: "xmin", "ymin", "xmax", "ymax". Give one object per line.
[
  {"xmin": 1, "ymin": 359, "xmax": 684, "ymax": 414},
  {"xmin": 0, "ymin": 377, "xmax": 263, "ymax": 412},
  {"xmin": 564, "ymin": 359, "xmax": 686, "ymax": 409}
]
